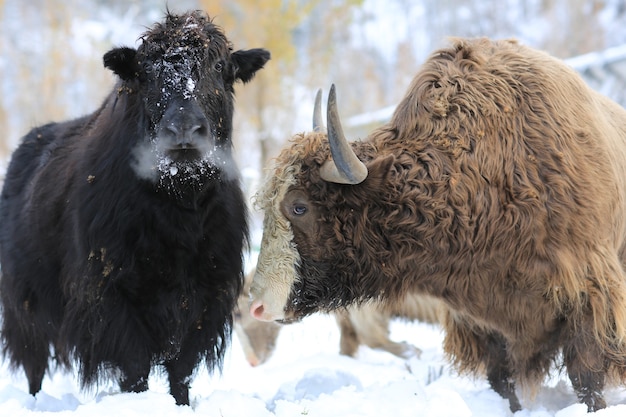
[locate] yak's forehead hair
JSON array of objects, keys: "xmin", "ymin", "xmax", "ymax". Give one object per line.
[
  {"xmin": 138, "ymin": 11, "xmax": 231, "ymax": 61},
  {"xmin": 254, "ymin": 132, "xmax": 329, "ymax": 212},
  {"xmin": 252, "ymin": 132, "xmax": 329, "ymax": 318}
]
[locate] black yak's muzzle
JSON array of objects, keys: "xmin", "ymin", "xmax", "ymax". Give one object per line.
[
  {"xmin": 157, "ymin": 100, "xmax": 212, "ymax": 162},
  {"xmin": 131, "ymin": 97, "xmax": 237, "ymax": 186}
]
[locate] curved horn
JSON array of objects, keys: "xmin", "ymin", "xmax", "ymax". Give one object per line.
[
  {"xmin": 312, "ymin": 89, "xmax": 325, "ymax": 132},
  {"xmin": 319, "ymin": 84, "xmax": 368, "ymax": 184}
]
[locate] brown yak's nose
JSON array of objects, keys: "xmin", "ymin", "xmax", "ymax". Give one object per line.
[{"xmin": 249, "ymin": 299, "xmax": 272, "ymax": 322}]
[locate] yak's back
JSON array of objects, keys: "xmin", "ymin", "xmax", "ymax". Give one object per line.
[{"xmin": 384, "ymin": 37, "xmax": 626, "ymax": 253}]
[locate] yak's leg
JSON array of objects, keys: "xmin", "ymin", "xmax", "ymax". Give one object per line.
[
  {"xmin": 484, "ymin": 333, "xmax": 522, "ymax": 413},
  {"xmin": 347, "ymin": 304, "xmax": 420, "ymax": 358},
  {"xmin": 443, "ymin": 315, "xmax": 521, "ymax": 411},
  {"xmin": 24, "ymin": 351, "xmax": 48, "ymax": 396},
  {"xmin": 563, "ymin": 333, "xmax": 607, "ymax": 412},
  {"xmin": 166, "ymin": 361, "xmax": 191, "ymax": 406},
  {"xmin": 19, "ymin": 323, "xmax": 49, "ymax": 396},
  {"xmin": 567, "ymin": 367, "xmax": 606, "ymax": 412},
  {"xmin": 165, "ymin": 342, "xmax": 200, "ymax": 406},
  {"xmin": 21, "ymin": 337, "xmax": 49, "ymax": 396},
  {"xmin": 336, "ymin": 310, "xmax": 360, "ymax": 357},
  {"xmin": 1, "ymin": 304, "xmax": 50, "ymax": 395},
  {"xmin": 165, "ymin": 360, "xmax": 195, "ymax": 405},
  {"xmin": 119, "ymin": 356, "xmax": 150, "ymax": 394}
]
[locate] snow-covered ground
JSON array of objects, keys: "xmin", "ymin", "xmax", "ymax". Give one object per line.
[{"xmin": 1, "ymin": 313, "xmax": 625, "ymax": 416}]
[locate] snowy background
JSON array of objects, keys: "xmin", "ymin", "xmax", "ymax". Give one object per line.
[
  {"xmin": 4, "ymin": 0, "xmax": 626, "ymax": 176},
  {"xmin": 3, "ymin": 0, "xmax": 626, "ymax": 416},
  {"xmin": 1, "ymin": 313, "xmax": 626, "ymax": 416}
]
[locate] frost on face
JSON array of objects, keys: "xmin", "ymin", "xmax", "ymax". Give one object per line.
[
  {"xmin": 147, "ymin": 19, "xmax": 213, "ymax": 112},
  {"xmin": 130, "ymin": 15, "xmax": 238, "ymax": 194},
  {"xmin": 153, "ymin": 51, "xmax": 199, "ymax": 107},
  {"xmin": 186, "ymin": 78, "xmax": 196, "ymax": 97},
  {"xmin": 131, "ymin": 135, "xmax": 240, "ymax": 194}
]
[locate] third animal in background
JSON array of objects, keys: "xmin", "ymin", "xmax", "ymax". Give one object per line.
[{"xmin": 234, "ymin": 270, "xmax": 444, "ymax": 365}]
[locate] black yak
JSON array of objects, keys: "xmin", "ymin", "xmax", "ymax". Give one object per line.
[
  {"xmin": 248, "ymin": 38, "xmax": 626, "ymax": 411},
  {"xmin": 0, "ymin": 10, "xmax": 269, "ymax": 405}
]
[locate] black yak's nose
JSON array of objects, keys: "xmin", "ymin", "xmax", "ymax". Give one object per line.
[
  {"xmin": 164, "ymin": 123, "xmax": 209, "ymax": 148},
  {"xmin": 158, "ymin": 102, "xmax": 211, "ymax": 153}
]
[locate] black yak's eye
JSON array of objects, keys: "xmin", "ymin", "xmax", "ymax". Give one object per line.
[
  {"xmin": 167, "ymin": 54, "xmax": 184, "ymax": 66},
  {"xmin": 292, "ymin": 204, "xmax": 307, "ymax": 216},
  {"xmin": 214, "ymin": 61, "xmax": 224, "ymax": 72}
]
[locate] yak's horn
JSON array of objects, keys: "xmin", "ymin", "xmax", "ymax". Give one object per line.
[
  {"xmin": 319, "ymin": 84, "xmax": 368, "ymax": 184},
  {"xmin": 313, "ymin": 89, "xmax": 325, "ymax": 132}
]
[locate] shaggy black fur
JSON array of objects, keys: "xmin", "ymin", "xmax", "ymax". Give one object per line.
[{"xmin": 0, "ymin": 10, "xmax": 269, "ymax": 405}]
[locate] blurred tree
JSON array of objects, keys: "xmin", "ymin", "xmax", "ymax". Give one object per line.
[
  {"xmin": 199, "ymin": 0, "xmax": 363, "ymax": 168},
  {"xmin": 539, "ymin": 0, "xmax": 605, "ymax": 57},
  {"xmin": 0, "ymin": 0, "xmax": 6, "ymax": 160},
  {"xmin": 42, "ymin": 1, "xmax": 72, "ymax": 122},
  {"xmin": 2, "ymin": 0, "xmax": 626, "ymax": 182}
]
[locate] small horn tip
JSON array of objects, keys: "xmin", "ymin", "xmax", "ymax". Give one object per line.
[{"xmin": 313, "ymin": 88, "xmax": 325, "ymax": 133}]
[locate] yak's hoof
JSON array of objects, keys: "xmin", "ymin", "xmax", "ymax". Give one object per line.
[
  {"xmin": 120, "ymin": 376, "xmax": 149, "ymax": 393},
  {"xmin": 581, "ymin": 392, "xmax": 606, "ymax": 412},
  {"xmin": 508, "ymin": 395, "xmax": 522, "ymax": 413}
]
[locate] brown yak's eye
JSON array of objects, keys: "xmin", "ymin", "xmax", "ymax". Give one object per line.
[
  {"xmin": 214, "ymin": 61, "xmax": 224, "ymax": 72},
  {"xmin": 292, "ymin": 204, "xmax": 307, "ymax": 216}
]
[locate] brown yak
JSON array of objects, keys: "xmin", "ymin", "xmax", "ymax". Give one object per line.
[{"xmin": 248, "ymin": 38, "xmax": 626, "ymax": 412}]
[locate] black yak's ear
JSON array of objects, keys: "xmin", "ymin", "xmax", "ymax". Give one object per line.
[
  {"xmin": 232, "ymin": 48, "xmax": 271, "ymax": 83},
  {"xmin": 103, "ymin": 47, "xmax": 140, "ymax": 81}
]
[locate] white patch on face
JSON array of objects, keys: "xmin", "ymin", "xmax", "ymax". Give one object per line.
[
  {"xmin": 130, "ymin": 135, "xmax": 238, "ymax": 187},
  {"xmin": 151, "ymin": 45, "xmax": 201, "ymax": 107},
  {"xmin": 250, "ymin": 163, "xmax": 301, "ymax": 321},
  {"xmin": 186, "ymin": 78, "xmax": 196, "ymax": 97}
]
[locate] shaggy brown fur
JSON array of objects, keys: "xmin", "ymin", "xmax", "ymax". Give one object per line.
[{"xmin": 251, "ymin": 38, "xmax": 626, "ymax": 411}]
